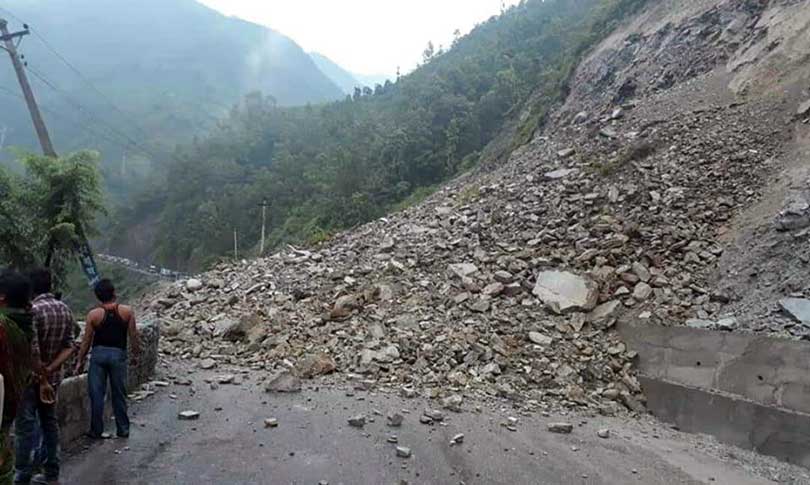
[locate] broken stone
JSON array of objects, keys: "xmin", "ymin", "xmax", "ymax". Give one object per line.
[
  {"xmin": 547, "ymin": 422, "xmax": 573, "ymax": 434},
  {"xmin": 533, "ymin": 271, "xmax": 599, "ymax": 314},
  {"xmin": 441, "ymin": 394, "xmax": 463, "ymax": 412},
  {"xmin": 544, "ymin": 168, "xmax": 578, "ymax": 180},
  {"xmin": 451, "ymin": 433, "xmax": 465, "ymax": 445},
  {"xmin": 597, "ymin": 429, "xmax": 610, "ymax": 439},
  {"xmin": 185, "ymin": 279, "xmax": 204, "ymax": 292},
  {"xmin": 633, "ymin": 282, "xmax": 653, "ymax": 301},
  {"xmin": 199, "ymin": 358, "xmax": 216, "ymax": 370},
  {"xmin": 178, "ymin": 410, "xmax": 200, "ymax": 420},
  {"xmin": 424, "ymin": 409, "xmax": 444, "ymax": 421},
  {"xmin": 780, "ymin": 298, "xmax": 810, "ymax": 324},
  {"xmin": 528, "ymin": 331, "xmax": 552, "ymax": 346},
  {"xmin": 387, "ymin": 413, "xmax": 404, "ymax": 427},
  {"xmin": 448, "ymin": 263, "xmax": 478, "ymax": 279},
  {"xmin": 264, "ymin": 371, "xmax": 302, "ymax": 393},
  {"xmin": 295, "ymin": 352, "xmax": 337, "ymax": 379},
  {"xmin": 557, "ymin": 148, "xmax": 576, "ymax": 158},
  {"xmin": 396, "ymin": 446, "xmax": 412, "ymax": 458},
  {"xmin": 264, "ymin": 418, "xmax": 279, "ymax": 428},
  {"xmin": 348, "ymin": 415, "xmax": 366, "ymax": 428}
]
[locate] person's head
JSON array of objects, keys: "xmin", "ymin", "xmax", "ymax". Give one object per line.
[
  {"xmin": 27, "ymin": 267, "xmax": 52, "ymax": 297},
  {"xmin": 94, "ymin": 278, "xmax": 116, "ymax": 304},
  {"xmin": 0, "ymin": 269, "xmax": 32, "ymax": 310}
]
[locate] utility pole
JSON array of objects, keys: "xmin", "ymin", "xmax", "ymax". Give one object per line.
[
  {"xmin": 1, "ymin": 19, "xmax": 99, "ymax": 285},
  {"xmin": 258, "ymin": 199, "xmax": 270, "ymax": 256},
  {"xmin": 233, "ymin": 229, "xmax": 239, "ymax": 260},
  {"xmin": 0, "ymin": 18, "xmax": 56, "ymax": 157}
]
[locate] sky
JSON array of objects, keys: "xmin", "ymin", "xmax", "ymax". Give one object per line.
[{"xmin": 197, "ymin": 0, "xmax": 521, "ymax": 77}]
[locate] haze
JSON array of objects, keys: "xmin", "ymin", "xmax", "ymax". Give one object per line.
[{"xmin": 197, "ymin": 0, "xmax": 521, "ymax": 77}]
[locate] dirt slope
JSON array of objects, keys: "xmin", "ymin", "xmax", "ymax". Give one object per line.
[{"xmin": 144, "ymin": 0, "xmax": 810, "ymax": 414}]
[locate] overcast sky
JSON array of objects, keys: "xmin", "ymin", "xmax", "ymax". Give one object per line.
[{"xmin": 197, "ymin": 0, "xmax": 520, "ymax": 77}]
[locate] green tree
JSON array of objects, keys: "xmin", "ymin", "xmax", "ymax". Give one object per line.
[{"xmin": 0, "ymin": 151, "xmax": 105, "ymax": 280}]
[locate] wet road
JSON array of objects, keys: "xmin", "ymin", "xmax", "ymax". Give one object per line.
[{"xmin": 62, "ymin": 363, "xmax": 776, "ymax": 485}]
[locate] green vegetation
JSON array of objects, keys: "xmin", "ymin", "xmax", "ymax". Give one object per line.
[
  {"xmin": 1, "ymin": 0, "xmax": 344, "ymax": 200},
  {"xmin": 114, "ymin": 0, "xmax": 650, "ymax": 271},
  {"xmin": 61, "ymin": 260, "xmax": 158, "ymax": 315},
  {"xmin": 0, "ymin": 151, "xmax": 105, "ymax": 283}
]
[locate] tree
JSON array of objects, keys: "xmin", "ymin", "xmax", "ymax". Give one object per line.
[
  {"xmin": 0, "ymin": 151, "xmax": 105, "ymax": 281},
  {"xmin": 422, "ymin": 41, "xmax": 435, "ymax": 63}
]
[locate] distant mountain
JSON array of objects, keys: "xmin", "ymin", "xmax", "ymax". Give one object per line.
[
  {"xmin": 0, "ymin": 0, "xmax": 344, "ymax": 193},
  {"xmin": 309, "ymin": 52, "xmax": 361, "ymax": 94}
]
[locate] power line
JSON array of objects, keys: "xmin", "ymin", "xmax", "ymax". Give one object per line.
[
  {"xmin": 23, "ymin": 63, "xmax": 175, "ymax": 162},
  {"xmin": 0, "ymin": 9, "xmax": 178, "ymax": 162},
  {"xmin": 0, "ymin": 84, "xmax": 151, "ymax": 156}
]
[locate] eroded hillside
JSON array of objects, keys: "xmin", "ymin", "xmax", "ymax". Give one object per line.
[{"xmin": 145, "ymin": 0, "xmax": 810, "ymax": 415}]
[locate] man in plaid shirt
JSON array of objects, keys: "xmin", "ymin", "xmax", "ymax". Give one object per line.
[{"xmin": 14, "ymin": 269, "xmax": 74, "ymax": 485}]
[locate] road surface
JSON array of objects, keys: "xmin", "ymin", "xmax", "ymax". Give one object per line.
[{"xmin": 62, "ymin": 361, "xmax": 806, "ymax": 485}]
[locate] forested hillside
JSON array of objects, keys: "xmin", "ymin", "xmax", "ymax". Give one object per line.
[
  {"xmin": 0, "ymin": 0, "xmax": 343, "ymax": 197},
  {"xmin": 114, "ymin": 0, "xmax": 649, "ymax": 270}
]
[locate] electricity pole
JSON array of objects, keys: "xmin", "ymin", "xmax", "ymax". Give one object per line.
[
  {"xmin": 0, "ymin": 18, "xmax": 56, "ymax": 157},
  {"xmin": 1, "ymin": 18, "xmax": 100, "ymax": 285},
  {"xmin": 258, "ymin": 199, "xmax": 270, "ymax": 256}
]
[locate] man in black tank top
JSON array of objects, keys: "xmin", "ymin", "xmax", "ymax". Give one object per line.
[{"xmin": 74, "ymin": 279, "xmax": 140, "ymax": 439}]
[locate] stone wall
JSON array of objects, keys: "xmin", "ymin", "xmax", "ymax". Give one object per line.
[
  {"xmin": 619, "ymin": 321, "xmax": 810, "ymax": 468},
  {"xmin": 56, "ymin": 319, "xmax": 159, "ymax": 446}
]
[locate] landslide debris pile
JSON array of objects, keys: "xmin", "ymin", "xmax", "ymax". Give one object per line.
[{"xmin": 146, "ymin": 0, "xmax": 810, "ymax": 411}]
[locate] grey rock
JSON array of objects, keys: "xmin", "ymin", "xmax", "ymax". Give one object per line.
[
  {"xmin": 185, "ymin": 279, "xmax": 204, "ymax": 292},
  {"xmin": 395, "ymin": 446, "xmax": 412, "ymax": 458},
  {"xmin": 798, "ymin": 99, "xmax": 810, "ymax": 117},
  {"xmin": 533, "ymin": 271, "xmax": 599, "ymax": 314},
  {"xmin": 199, "ymin": 358, "xmax": 216, "ymax": 370},
  {"xmin": 264, "ymin": 371, "xmax": 302, "ymax": 393},
  {"xmin": 448, "ymin": 263, "xmax": 479, "ymax": 279},
  {"xmin": 178, "ymin": 410, "xmax": 200, "ymax": 420},
  {"xmin": 528, "ymin": 331, "xmax": 552, "ymax": 346},
  {"xmin": 557, "ymin": 148, "xmax": 576, "ymax": 158},
  {"xmin": 544, "ymin": 168, "xmax": 578, "ymax": 180},
  {"xmin": 547, "ymin": 422, "xmax": 574, "ymax": 434},
  {"xmin": 633, "ymin": 282, "xmax": 653, "ymax": 301},
  {"xmin": 597, "ymin": 428, "xmax": 610, "ymax": 439},
  {"xmin": 780, "ymin": 298, "xmax": 810, "ymax": 324},
  {"xmin": 441, "ymin": 394, "xmax": 463, "ymax": 412},
  {"xmin": 348, "ymin": 415, "xmax": 366, "ymax": 428},
  {"xmin": 387, "ymin": 413, "xmax": 404, "ymax": 427}
]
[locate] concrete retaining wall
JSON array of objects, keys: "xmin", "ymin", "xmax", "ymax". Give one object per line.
[
  {"xmin": 56, "ymin": 319, "xmax": 159, "ymax": 446},
  {"xmin": 619, "ymin": 321, "xmax": 810, "ymax": 468}
]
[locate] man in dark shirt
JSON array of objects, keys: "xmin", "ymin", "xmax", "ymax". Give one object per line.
[{"xmin": 14, "ymin": 269, "xmax": 74, "ymax": 485}]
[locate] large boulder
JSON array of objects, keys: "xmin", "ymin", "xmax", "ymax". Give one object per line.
[
  {"xmin": 295, "ymin": 352, "xmax": 337, "ymax": 379},
  {"xmin": 532, "ymin": 271, "xmax": 599, "ymax": 314},
  {"xmin": 780, "ymin": 298, "xmax": 810, "ymax": 324}
]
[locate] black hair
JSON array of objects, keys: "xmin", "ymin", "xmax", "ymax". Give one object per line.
[
  {"xmin": 94, "ymin": 278, "xmax": 116, "ymax": 303},
  {"xmin": 0, "ymin": 269, "xmax": 32, "ymax": 309},
  {"xmin": 27, "ymin": 267, "xmax": 52, "ymax": 297}
]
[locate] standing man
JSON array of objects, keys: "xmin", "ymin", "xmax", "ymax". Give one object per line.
[
  {"xmin": 74, "ymin": 279, "xmax": 140, "ymax": 440},
  {"xmin": 0, "ymin": 270, "xmax": 36, "ymax": 485},
  {"xmin": 14, "ymin": 269, "xmax": 74, "ymax": 485}
]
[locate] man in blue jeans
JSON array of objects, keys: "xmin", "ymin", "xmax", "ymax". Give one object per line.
[
  {"xmin": 74, "ymin": 279, "xmax": 140, "ymax": 439},
  {"xmin": 14, "ymin": 269, "xmax": 74, "ymax": 485}
]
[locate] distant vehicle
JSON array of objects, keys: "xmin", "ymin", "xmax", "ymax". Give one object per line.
[{"xmin": 149, "ymin": 265, "xmax": 157, "ymax": 273}]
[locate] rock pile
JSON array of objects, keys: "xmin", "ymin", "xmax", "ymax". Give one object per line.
[{"xmin": 144, "ymin": 0, "xmax": 807, "ymax": 414}]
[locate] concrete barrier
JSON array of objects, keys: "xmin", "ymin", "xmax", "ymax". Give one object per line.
[
  {"xmin": 56, "ymin": 319, "xmax": 159, "ymax": 446},
  {"xmin": 619, "ymin": 321, "xmax": 810, "ymax": 468}
]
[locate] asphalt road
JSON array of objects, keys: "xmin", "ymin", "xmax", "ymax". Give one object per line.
[{"xmin": 62, "ymin": 363, "xmax": 779, "ymax": 485}]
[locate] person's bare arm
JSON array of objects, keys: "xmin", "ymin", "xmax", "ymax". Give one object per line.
[
  {"xmin": 126, "ymin": 307, "xmax": 141, "ymax": 356},
  {"xmin": 73, "ymin": 311, "xmax": 98, "ymax": 374}
]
